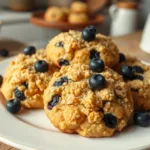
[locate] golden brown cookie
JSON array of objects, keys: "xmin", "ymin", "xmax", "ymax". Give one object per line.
[
  {"xmin": 71, "ymin": 1, "xmax": 89, "ymax": 13},
  {"xmin": 44, "ymin": 64, "xmax": 133, "ymax": 137},
  {"xmin": 114, "ymin": 54, "xmax": 150, "ymax": 111},
  {"xmin": 68, "ymin": 13, "xmax": 89, "ymax": 24},
  {"xmin": 44, "ymin": 7, "xmax": 68, "ymax": 22},
  {"xmin": 46, "ymin": 30, "xmax": 120, "ymax": 68},
  {"xmin": 1, "ymin": 49, "xmax": 59, "ymax": 109}
]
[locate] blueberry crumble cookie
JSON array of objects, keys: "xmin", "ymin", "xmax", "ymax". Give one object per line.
[
  {"xmin": 115, "ymin": 53, "xmax": 150, "ymax": 111},
  {"xmin": 44, "ymin": 62, "xmax": 133, "ymax": 137},
  {"xmin": 1, "ymin": 47, "xmax": 59, "ymax": 109},
  {"xmin": 46, "ymin": 26, "xmax": 120, "ymax": 68}
]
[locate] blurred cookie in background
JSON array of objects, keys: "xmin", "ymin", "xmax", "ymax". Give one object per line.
[
  {"xmin": 44, "ymin": 7, "xmax": 68, "ymax": 22},
  {"xmin": 70, "ymin": 1, "xmax": 89, "ymax": 13},
  {"xmin": 61, "ymin": 7, "xmax": 70, "ymax": 16},
  {"xmin": 68, "ymin": 13, "xmax": 89, "ymax": 24}
]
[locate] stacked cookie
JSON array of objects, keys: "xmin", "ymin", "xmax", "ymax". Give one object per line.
[
  {"xmin": 1, "ymin": 47, "xmax": 59, "ymax": 110},
  {"xmin": 69, "ymin": 1, "xmax": 89, "ymax": 24},
  {"xmin": 1, "ymin": 26, "xmax": 150, "ymax": 138},
  {"xmin": 44, "ymin": 64, "xmax": 133, "ymax": 137},
  {"xmin": 44, "ymin": 1, "xmax": 90, "ymax": 24}
]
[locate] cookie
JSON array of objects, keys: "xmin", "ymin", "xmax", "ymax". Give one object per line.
[
  {"xmin": 1, "ymin": 49, "xmax": 59, "ymax": 109},
  {"xmin": 43, "ymin": 64, "xmax": 133, "ymax": 137},
  {"xmin": 68, "ymin": 13, "xmax": 89, "ymax": 24},
  {"xmin": 44, "ymin": 7, "xmax": 68, "ymax": 22},
  {"xmin": 71, "ymin": 1, "xmax": 89, "ymax": 13},
  {"xmin": 46, "ymin": 29, "xmax": 120, "ymax": 68},
  {"xmin": 115, "ymin": 54, "xmax": 150, "ymax": 110},
  {"xmin": 61, "ymin": 7, "xmax": 70, "ymax": 16}
]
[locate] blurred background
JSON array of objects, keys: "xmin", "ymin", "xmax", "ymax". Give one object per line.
[{"xmin": 0, "ymin": 0, "xmax": 149, "ymax": 48}]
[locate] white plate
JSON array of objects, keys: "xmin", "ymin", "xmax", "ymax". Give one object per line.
[{"xmin": 0, "ymin": 58, "xmax": 150, "ymax": 150}]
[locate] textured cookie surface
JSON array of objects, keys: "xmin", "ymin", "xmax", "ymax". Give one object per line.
[
  {"xmin": 1, "ymin": 49, "xmax": 59, "ymax": 108},
  {"xmin": 46, "ymin": 30, "xmax": 120, "ymax": 68},
  {"xmin": 115, "ymin": 55, "xmax": 150, "ymax": 111},
  {"xmin": 44, "ymin": 64, "xmax": 133, "ymax": 137}
]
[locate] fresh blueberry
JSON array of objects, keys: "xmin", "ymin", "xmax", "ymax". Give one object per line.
[
  {"xmin": 14, "ymin": 88, "xmax": 26, "ymax": 101},
  {"xmin": 0, "ymin": 75, "xmax": 3, "ymax": 86},
  {"xmin": 23, "ymin": 46, "xmax": 36, "ymax": 55},
  {"xmin": 132, "ymin": 75, "xmax": 144, "ymax": 81},
  {"xmin": 48, "ymin": 95, "xmax": 60, "ymax": 110},
  {"xmin": 0, "ymin": 49, "xmax": 9, "ymax": 57},
  {"xmin": 34, "ymin": 60, "xmax": 49, "ymax": 73},
  {"xmin": 85, "ymin": 25, "xmax": 97, "ymax": 33},
  {"xmin": 121, "ymin": 65, "xmax": 133, "ymax": 79},
  {"xmin": 82, "ymin": 25, "xmax": 96, "ymax": 42},
  {"xmin": 59, "ymin": 59, "xmax": 70, "ymax": 66},
  {"xmin": 133, "ymin": 111, "xmax": 150, "ymax": 127},
  {"xmin": 90, "ymin": 59, "xmax": 104, "ymax": 72},
  {"xmin": 119, "ymin": 53, "xmax": 126, "ymax": 63},
  {"xmin": 53, "ymin": 76, "xmax": 68, "ymax": 87},
  {"xmin": 90, "ymin": 49, "xmax": 100, "ymax": 59},
  {"xmin": 6, "ymin": 99, "xmax": 21, "ymax": 114},
  {"xmin": 103, "ymin": 114, "xmax": 117, "ymax": 128},
  {"xmin": 55, "ymin": 41, "xmax": 64, "ymax": 47},
  {"xmin": 132, "ymin": 66, "xmax": 144, "ymax": 74},
  {"xmin": 89, "ymin": 74, "xmax": 106, "ymax": 90}
]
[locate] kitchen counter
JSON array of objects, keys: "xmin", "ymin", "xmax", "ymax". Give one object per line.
[
  {"xmin": 0, "ymin": 9, "xmax": 31, "ymax": 24},
  {"xmin": 0, "ymin": 8, "xmax": 59, "ymax": 44}
]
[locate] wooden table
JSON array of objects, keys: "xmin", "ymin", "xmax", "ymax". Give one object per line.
[{"xmin": 0, "ymin": 31, "xmax": 149, "ymax": 150}]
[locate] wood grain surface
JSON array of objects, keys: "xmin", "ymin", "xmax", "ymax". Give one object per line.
[{"xmin": 0, "ymin": 31, "xmax": 149, "ymax": 150}]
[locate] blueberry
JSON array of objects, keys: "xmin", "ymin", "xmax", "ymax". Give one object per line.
[
  {"xmin": 6, "ymin": 99, "xmax": 21, "ymax": 114},
  {"xmin": 23, "ymin": 46, "xmax": 36, "ymax": 55},
  {"xmin": 59, "ymin": 59, "xmax": 70, "ymax": 66},
  {"xmin": 0, "ymin": 75, "xmax": 3, "ymax": 86},
  {"xmin": 121, "ymin": 65, "xmax": 133, "ymax": 79},
  {"xmin": 119, "ymin": 53, "xmax": 126, "ymax": 63},
  {"xmin": 34, "ymin": 60, "xmax": 49, "ymax": 73},
  {"xmin": 86, "ymin": 25, "xmax": 97, "ymax": 33},
  {"xmin": 82, "ymin": 25, "xmax": 96, "ymax": 42},
  {"xmin": 89, "ymin": 74, "xmax": 106, "ymax": 90},
  {"xmin": 22, "ymin": 82, "xmax": 28, "ymax": 89},
  {"xmin": 132, "ymin": 66, "xmax": 144, "ymax": 74},
  {"xmin": 103, "ymin": 114, "xmax": 117, "ymax": 128},
  {"xmin": 48, "ymin": 95, "xmax": 60, "ymax": 110},
  {"xmin": 14, "ymin": 88, "xmax": 26, "ymax": 101},
  {"xmin": 0, "ymin": 49, "xmax": 9, "ymax": 57},
  {"xmin": 90, "ymin": 49, "xmax": 100, "ymax": 59},
  {"xmin": 131, "ymin": 88, "xmax": 139, "ymax": 92},
  {"xmin": 90, "ymin": 59, "xmax": 104, "ymax": 73},
  {"xmin": 133, "ymin": 111, "xmax": 150, "ymax": 127},
  {"xmin": 53, "ymin": 76, "xmax": 68, "ymax": 87},
  {"xmin": 132, "ymin": 75, "xmax": 144, "ymax": 81},
  {"xmin": 55, "ymin": 41, "xmax": 64, "ymax": 47}
]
